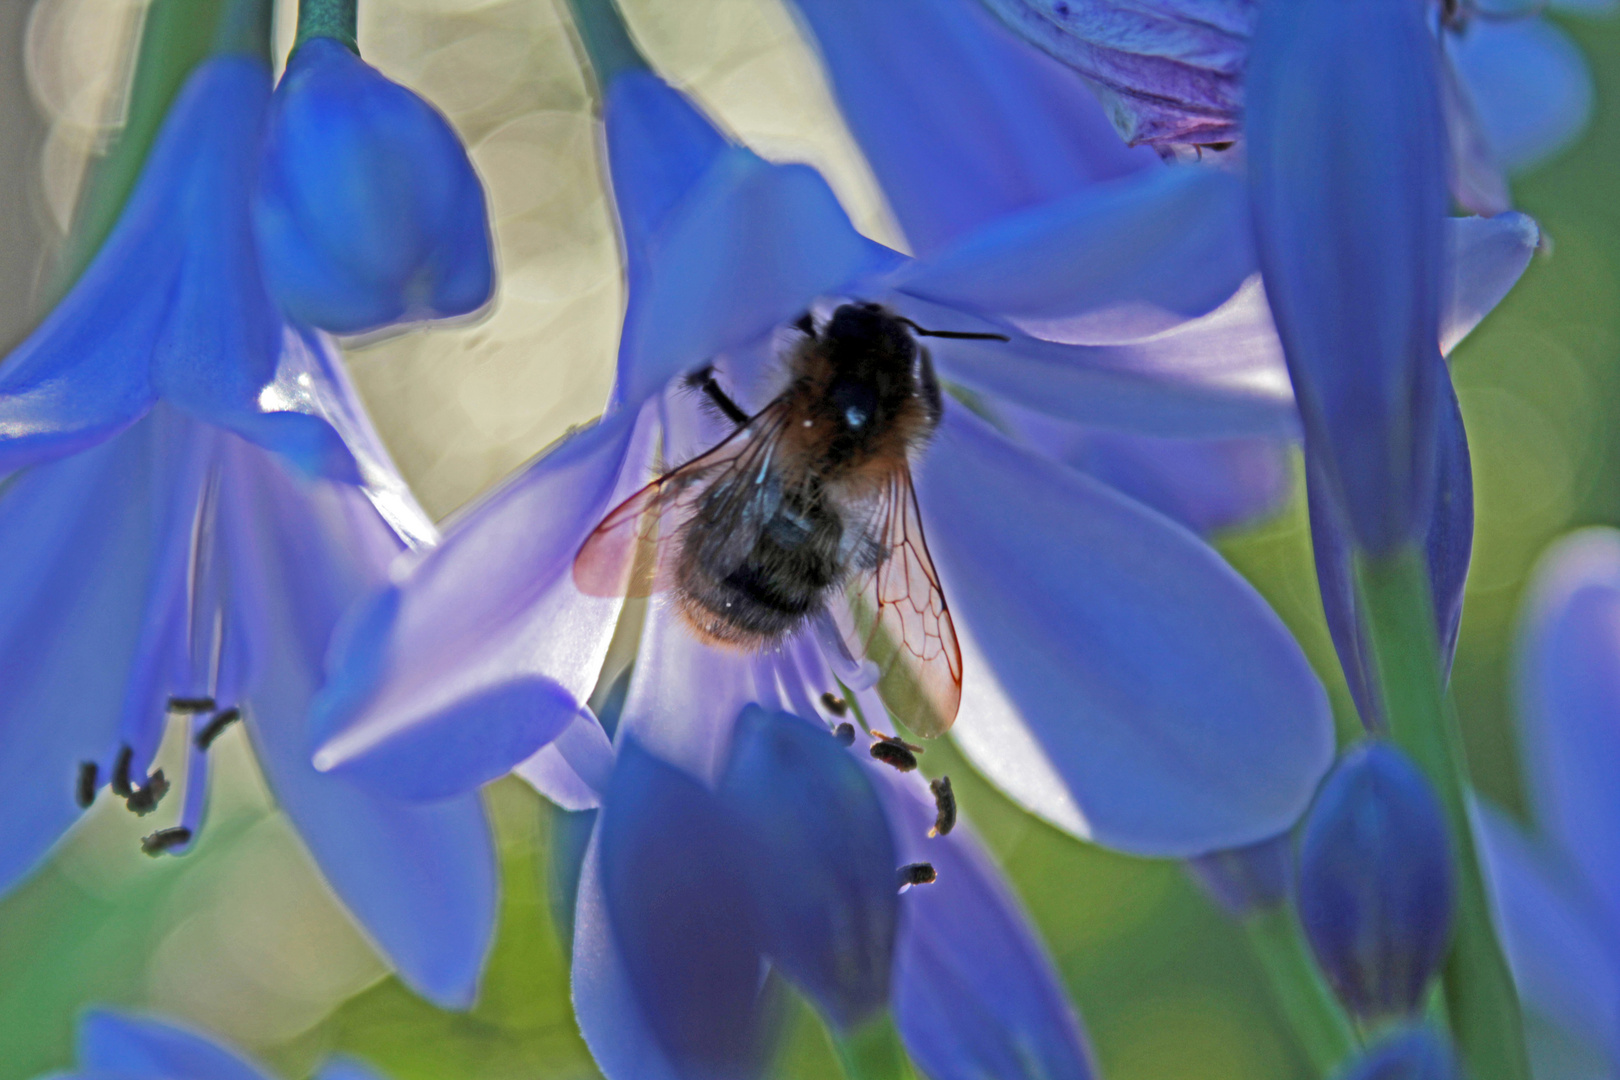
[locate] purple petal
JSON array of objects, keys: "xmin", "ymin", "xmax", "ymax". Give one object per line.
[
  {"xmin": 1476, "ymin": 802, "xmax": 1620, "ymax": 1072},
  {"xmin": 514, "ymin": 709, "xmax": 616, "ymax": 811},
  {"xmin": 0, "ymin": 411, "xmax": 201, "ymax": 894},
  {"xmin": 1441, "ymin": 212, "xmax": 1541, "ymax": 355},
  {"xmin": 219, "ymin": 441, "xmax": 496, "ymax": 1009},
  {"xmin": 312, "ymin": 406, "xmax": 653, "ymax": 796},
  {"xmin": 787, "ymin": 0, "xmax": 1154, "ymax": 256},
  {"xmin": 1247, "ymin": 0, "xmax": 1449, "ymax": 555},
  {"xmin": 876, "ymin": 769, "xmax": 1095, "ymax": 1080},
  {"xmin": 588, "ymin": 741, "xmax": 776, "ymax": 1079},
  {"xmin": 917, "ymin": 406, "xmax": 1333, "ymax": 856},
  {"xmin": 1515, "ymin": 529, "xmax": 1620, "ymax": 939},
  {"xmin": 78, "ymin": 1011, "xmax": 271, "ymax": 1080},
  {"xmin": 1448, "ymin": 19, "xmax": 1593, "ymax": 175},
  {"xmin": 890, "ymin": 167, "xmax": 1254, "ymax": 341}
]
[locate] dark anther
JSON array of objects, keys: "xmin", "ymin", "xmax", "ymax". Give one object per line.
[
  {"xmin": 898, "ymin": 862, "xmax": 937, "ymax": 888},
  {"xmin": 76, "ymin": 762, "xmax": 99, "ymax": 809},
  {"xmin": 869, "ymin": 731, "xmax": 921, "ymax": 773},
  {"xmin": 110, "ymin": 745, "xmax": 135, "ymax": 798},
  {"xmin": 834, "ymin": 722, "xmax": 856, "ymax": 747},
  {"xmin": 195, "ymin": 707, "xmax": 242, "ymax": 750},
  {"xmin": 896, "ymin": 316, "xmax": 1010, "ymax": 342},
  {"xmin": 928, "ymin": 776, "xmax": 957, "ymax": 838},
  {"xmin": 141, "ymin": 826, "xmax": 193, "ymax": 857},
  {"xmin": 124, "ymin": 769, "xmax": 170, "ymax": 817},
  {"xmin": 821, "ymin": 692, "xmax": 848, "ymax": 717},
  {"xmin": 793, "ymin": 310, "xmax": 817, "ymax": 337},
  {"xmin": 1201, "ymin": 141, "xmax": 1235, "ymax": 152},
  {"xmin": 168, "ymin": 696, "xmax": 217, "ymax": 713}
]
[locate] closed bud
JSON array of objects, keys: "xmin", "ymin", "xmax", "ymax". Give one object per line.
[
  {"xmin": 1335, "ymin": 1027, "xmax": 1462, "ymax": 1080},
  {"xmin": 253, "ymin": 38, "xmax": 494, "ymax": 334},
  {"xmin": 1297, "ymin": 743, "xmax": 1455, "ymax": 1021}
]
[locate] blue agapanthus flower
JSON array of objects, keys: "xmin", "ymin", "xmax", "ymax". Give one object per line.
[
  {"xmin": 38, "ymin": 1008, "xmax": 385, "ymax": 1080},
  {"xmin": 0, "ymin": 44, "xmax": 494, "ymax": 1007},
  {"xmin": 1337, "ymin": 1026, "xmax": 1464, "ymax": 1080},
  {"xmin": 253, "ymin": 36, "xmax": 494, "ymax": 334},
  {"xmin": 312, "ymin": 0, "xmax": 1541, "ymax": 860},
  {"xmin": 1476, "ymin": 528, "xmax": 1620, "ymax": 1077}
]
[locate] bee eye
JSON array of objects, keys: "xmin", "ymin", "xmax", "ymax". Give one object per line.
[{"xmin": 898, "ymin": 862, "xmax": 938, "ymax": 888}]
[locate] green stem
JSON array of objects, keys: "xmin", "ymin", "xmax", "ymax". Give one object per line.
[
  {"xmin": 1356, "ymin": 549, "xmax": 1530, "ymax": 1080},
  {"xmin": 832, "ymin": 1013, "xmax": 918, "ymax": 1080},
  {"xmin": 565, "ymin": 0, "xmax": 649, "ymax": 86},
  {"xmin": 294, "ymin": 0, "xmax": 359, "ymax": 54},
  {"xmin": 211, "ymin": 0, "xmax": 273, "ymax": 62},
  {"xmin": 1246, "ymin": 905, "xmax": 1361, "ymax": 1075},
  {"xmin": 44, "ymin": 0, "xmax": 227, "ymax": 302}
]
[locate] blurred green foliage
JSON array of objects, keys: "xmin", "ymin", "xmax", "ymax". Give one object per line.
[{"xmin": 1, "ymin": 6, "xmax": 1616, "ymax": 1080}]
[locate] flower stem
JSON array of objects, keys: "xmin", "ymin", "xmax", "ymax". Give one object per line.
[
  {"xmin": 1355, "ymin": 548, "xmax": 1530, "ymax": 1080},
  {"xmin": 294, "ymin": 0, "xmax": 359, "ymax": 54},
  {"xmin": 832, "ymin": 1013, "xmax": 918, "ymax": 1080},
  {"xmin": 211, "ymin": 0, "xmax": 273, "ymax": 62},
  {"xmin": 565, "ymin": 0, "xmax": 649, "ymax": 87},
  {"xmin": 1245, "ymin": 904, "xmax": 1360, "ymax": 1075},
  {"xmin": 45, "ymin": 0, "xmax": 227, "ymax": 301}
]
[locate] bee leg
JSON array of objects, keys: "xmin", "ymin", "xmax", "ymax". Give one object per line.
[
  {"xmin": 686, "ymin": 365, "xmax": 751, "ymax": 428},
  {"xmin": 917, "ymin": 346, "xmax": 944, "ymax": 426}
]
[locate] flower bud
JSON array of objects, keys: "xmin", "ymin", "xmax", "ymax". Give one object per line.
[
  {"xmin": 253, "ymin": 38, "xmax": 494, "ymax": 334},
  {"xmin": 1296, "ymin": 743, "xmax": 1455, "ymax": 1021},
  {"xmin": 1335, "ymin": 1027, "xmax": 1462, "ymax": 1080}
]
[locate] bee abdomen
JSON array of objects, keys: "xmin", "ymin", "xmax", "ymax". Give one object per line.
[{"xmin": 676, "ymin": 507, "xmax": 844, "ymax": 647}]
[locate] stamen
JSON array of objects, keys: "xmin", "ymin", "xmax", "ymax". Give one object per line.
[
  {"xmin": 869, "ymin": 732, "xmax": 920, "ymax": 773},
  {"xmin": 168, "ymin": 696, "xmax": 217, "ymax": 714},
  {"xmin": 141, "ymin": 826, "xmax": 192, "ymax": 857},
  {"xmin": 821, "ymin": 692, "xmax": 848, "ymax": 717},
  {"xmin": 928, "ymin": 776, "xmax": 956, "ymax": 838},
  {"xmin": 834, "ymin": 722, "xmax": 856, "ymax": 747},
  {"xmin": 75, "ymin": 762, "xmax": 99, "ymax": 809},
  {"xmin": 194, "ymin": 707, "xmax": 241, "ymax": 750},
  {"xmin": 124, "ymin": 769, "xmax": 170, "ymax": 817},
  {"xmin": 110, "ymin": 745, "xmax": 135, "ymax": 797},
  {"xmin": 898, "ymin": 862, "xmax": 937, "ymax": 888}
]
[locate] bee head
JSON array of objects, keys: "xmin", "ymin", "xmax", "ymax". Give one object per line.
[{"xmin": 824, "ymin": 303, "xmax": 917, "ymax": 369}]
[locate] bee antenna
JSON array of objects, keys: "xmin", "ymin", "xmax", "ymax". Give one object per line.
[{"xmin": 896, "ymin": 317, "xmax": 1009, "ymax": 342}]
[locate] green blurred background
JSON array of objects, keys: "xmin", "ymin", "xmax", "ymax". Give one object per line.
[{"xmin": 0, "ymin": 1, "xmax": 1613, "ymax": 1077}]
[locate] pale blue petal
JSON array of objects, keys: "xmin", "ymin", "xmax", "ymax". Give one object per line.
[
  {"xmin": 890, "ymin": 167, "xmax": 1253, "ymax": 341},
  {"xmin": 876, "ymin": 769, "xmax": 1096, "ymax": 1080},
  {"xmin": 1448, "ymin": 19, "xmax": 1593, "ymax": 174},
  {"xmin": 78, "ymin": 1011, "xmax": 271, "ymax": 1080},
  {"xmin": 0, "ymin": 411, "xmax": 199, "ymax": 894},
  {"xmin": 1476, "ymin": 802, "xmax": 1620, "ymax": 1073},
  {"xmin": 1440, "ymin": 212, "xmax": 1540, "ymax": 356},
  {"xmin": 615, "ymin": 130, "xmax": 901, "ymax": 406},
  {"xmin": 313, "ymin": 406, "xmax": 652, "ymax": 795},
  {"xmin": 514, "ymin": 709, "xmax": 616, "ymax": 811},
  {"xmin": 787, "ymin": 0, "xmax": 1154, "ymax": 255},
  {"xmin": 220, "ymin": 441, "xmax": 495, "ymax": 1009},
  {"xmin": 919, "ymin": 407, "xmax": 1333, "ymax": 856},
  {"xmin": 1515, "ymin": 529, "xmax": 1620, "ymax": 939}
]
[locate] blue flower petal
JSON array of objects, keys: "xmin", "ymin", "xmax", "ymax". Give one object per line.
[
  {"xmin": 0, "ymin": 410, "xmax": 200, "ymax": 895},
  {"xmin": 787, "ymin": 0, "xmax": 1154, "ymax": 255},
  {"xmin": 313, "ymin": 1056, "xmax": 389, "ymax": 1080},
  {"xmin": 890, "ymin": 167, "xmax": 1254, "ymax": 341},
  {"xmin": 1441, "ymin": 212, "xmax": 1541, "ymax": 355},
  {"xmin": 77, "ymin": 1010, "xmax": 271, "ymax": 1080},
  {"xmin": 220, "ymin": 441, "xmax": 496, "ymax": 1009},
  {"xmin": 918, "ymin": 406, "xmax": 1334, "ymax": 856},
  {"xmin": 255, "ymin": 38, "xmax": 494, "ymax": 333},
  {"xmin": 1515, "ymin": 529, "xmax": 1620, "ymax": 938},
  {"xmin": 513, "ymin": 709, "xmax": 616, "ymax": 811},
  {"xmin": 1476, "ymin": 801, "xmax": 1620, "ymax": 1074},
  {"xmin": 1448, "ymin": 19, "xmax": 1593, "ymax": 175},
  {"xmin": 1247, "ymin": 0, "xmax": 1449, "ymax": 555},
  {"xmin": 876, "ymin": 769, "xmax": 1095, "ymax": 1080},
  {"xmin": 1337, "ymin": 1027, "xmax": 1462, "ymax": 1080},
  {"xmin": 721, "ymin": 706, "xmax": 898, "ymax": 1030},
  {"xmin": 313, "ymin": 405, "xmax": 652, "ymax": 795},
  {"xmin": 588, "ymin": 741, "xmax": 777, "ymax": 1079}
]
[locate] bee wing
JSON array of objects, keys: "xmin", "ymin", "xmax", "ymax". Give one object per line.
[
  {"xmin": 840, "ymin": 465, "xmax": 962, "ymax": 737},
  {"xmin": 573, "ymin": 403, "xmax": 790, "ymax": 598}
]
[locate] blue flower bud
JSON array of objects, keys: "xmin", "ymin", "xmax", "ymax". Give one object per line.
[
  {"xmin": 253, "ymin": 37, "xmax": 494, "ymax": 334},
  {"xmin": 1335, "ymin": 1027, "xmax": 1462, "ymax": 1080},
  {"xmin": 1297, "ymin": 743, "xmax": 1455, "ymax": 1021},
  {"xmin": 721, "ymin": 706, "xmax": 899, "ymax": 1031},
  {"xmin": 1187, "ymin": 832, "xmax": 1293, "ymax": 917}
]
